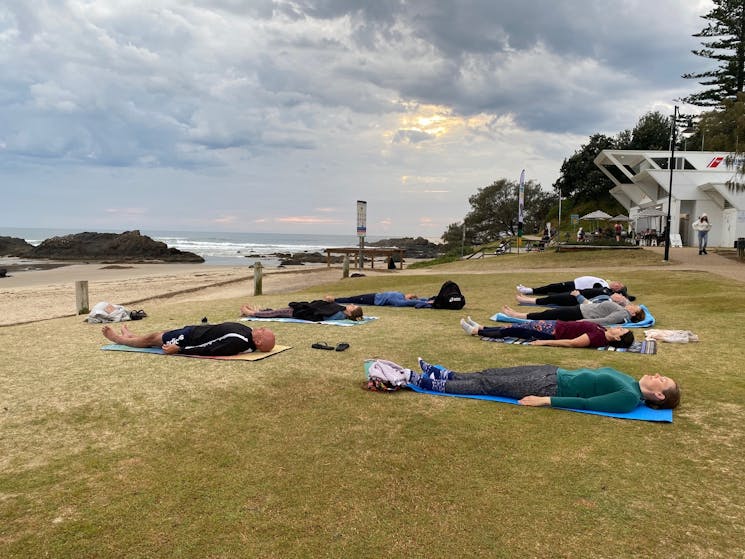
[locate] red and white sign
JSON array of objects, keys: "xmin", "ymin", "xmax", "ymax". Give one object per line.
[{"xmin": 707, "ymin": 156, "xmax": 724, "ymax": 168}]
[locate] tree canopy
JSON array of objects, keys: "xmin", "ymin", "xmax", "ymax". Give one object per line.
[
  {"xmin": 682, "ymin": 0, "xmax": 745, "ymax": 107},
  {"xmin": 441, "ymin": 178, "xmax": 554, "ymax": 249}
]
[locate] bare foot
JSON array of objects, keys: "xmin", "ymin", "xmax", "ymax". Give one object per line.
[
  {"xmin": 120, "ymin": 324, "xmax": 137, "ymax": 338},
  {"xmin": 515, "ymin": 294, "xmax": 535, "ymax": 304},
  {"xmin": 240, "ymin": 304, "xmax": 258, "ymax": 317},
  {"xmin": 502, "ymin": 305, "xmax": 520, "ymax": 318},
  {"xmin": 102, "ymin": 325, "xmax": 124, "ymax": 344},
  {"xmin": 323, "ymin": 295, "xmax": 335, "ymax": 302}
]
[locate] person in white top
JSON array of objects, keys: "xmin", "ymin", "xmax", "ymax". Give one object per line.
[
  {"xmin": 692, "ymin": 214, "xmax": 712, "ymax": 255},
  {"xmin": 516, "ymin": 276, "xmax": 628, "ymax": 297}
]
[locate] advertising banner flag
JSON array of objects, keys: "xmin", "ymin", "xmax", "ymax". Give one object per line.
[{"xmin": 518, "ymin": 169, "xmax": 525, "ymax": 237}]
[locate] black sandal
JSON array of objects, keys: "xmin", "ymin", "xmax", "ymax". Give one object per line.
[
  {"xmin": 335, "ymin": 343, "xmax": 350, "ymax": 352},
  {"xmin": 311, "ymin": 342, "xmax": 335, "ymax": 350}
]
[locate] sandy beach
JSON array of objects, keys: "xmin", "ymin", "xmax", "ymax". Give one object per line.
[{"xmin": 0, "ymin": 261, "xmax": 394, "ymax": 326}]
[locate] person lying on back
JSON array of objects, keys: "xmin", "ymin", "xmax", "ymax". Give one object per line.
[
  {"xmin": 240, "ymin": 300, "xmax": 364, "ymax": 321},
  {"xmin": 102, "ymin": 322, "xmax": 275, "ymax": 356},
  {"xmin": 324, "ymin": 291, "xmax": 434, "ymax": 308}
]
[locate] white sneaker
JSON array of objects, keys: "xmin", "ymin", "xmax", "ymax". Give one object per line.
[
  {"xmin": 466, "ymin": 316, "xmax": 483, "ymax": 329},
  {"xmin": 516, "ymin": 284, "xmax": 533, "ymax": 295},
  {"xmin": 460, "ymin": 318, "xmax": 478, "ymax": 336}
]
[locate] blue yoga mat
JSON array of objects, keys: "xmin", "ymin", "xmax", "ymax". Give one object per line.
[
  {"xmin": 240, "ymin": 316, "xmax": 378, "ymax": 326},
  {"xmin": 490, "ymin": 304, "xmax": 655, "ymax": 328},
  {"xmin": 406, "ymin": 383, "xmax": 672, "ymax": 422}
]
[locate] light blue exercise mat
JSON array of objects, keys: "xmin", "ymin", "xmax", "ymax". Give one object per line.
[
  {"xmin": 240, "ymin": 316, "xmax": 378, "ymax": 326},
  {"xmin": 101, "ymin": 343, "xmax": 291, "ymax": 361},
  {"xmin": 490, "ymin": 304, "xmax": 655, "ymax": 328}
]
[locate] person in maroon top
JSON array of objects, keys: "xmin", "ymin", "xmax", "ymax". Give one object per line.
[{"xmin": 459, "ymin": 316, "xmax": 634, "ymax": 349}]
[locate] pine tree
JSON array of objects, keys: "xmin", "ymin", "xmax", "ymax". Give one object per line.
[{"xmin": 682, "ymin": 0, "xmax": 745, "ymax": 107}]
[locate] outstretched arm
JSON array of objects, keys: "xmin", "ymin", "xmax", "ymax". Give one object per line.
[
  {"xmin": 530, "ymin": 334, "xmax": 590, "ymax": 348},
  {"xmin": 519, "ymin": 396, "xmax": 551, "ymax": 406}
]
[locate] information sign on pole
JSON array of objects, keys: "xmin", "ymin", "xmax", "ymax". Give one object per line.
[
  {"xmin": 357, "ymin": 200, "xmax": 367, "ymax": 269},
  {"xmin": 357, "ymin": 200, "xmax": 367, "ymax": 237}
]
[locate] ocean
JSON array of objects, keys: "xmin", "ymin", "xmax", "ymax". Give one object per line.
[{"xmin": 0, "ymin": 227, "xmax": 390, "ymax": 266}]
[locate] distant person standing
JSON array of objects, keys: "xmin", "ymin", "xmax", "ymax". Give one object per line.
[
  {"xmin": 692, "ymin": 214, "xmax": 712, "ymax": 255},
  {"xmin": 614, "ymin": 222, "xmax": 622, "ymax": 242}
]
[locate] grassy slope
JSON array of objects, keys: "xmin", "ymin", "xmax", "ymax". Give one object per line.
[{"xmin": 2, "ymin": 251, "xmax": 745, "ymax": 558}]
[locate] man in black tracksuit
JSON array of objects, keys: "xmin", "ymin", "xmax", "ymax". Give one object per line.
[{"xmin": 102, "ymin": 322, "xmax": 276, "ymax": 355}]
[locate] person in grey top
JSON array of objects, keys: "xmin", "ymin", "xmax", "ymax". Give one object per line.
[{"xmin": 501, "ymin": 300, "xmax": 646, "ymax": 326}]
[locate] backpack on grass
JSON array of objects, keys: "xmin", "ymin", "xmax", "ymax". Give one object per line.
[{"xmin": 432, "ymin": 280, "xmax": 466, "ymax": 310}]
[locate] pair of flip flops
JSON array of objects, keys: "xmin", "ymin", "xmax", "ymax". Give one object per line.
[{"xmin": 312, "ymin": 342, "xmax": 350, "ymax": 351}]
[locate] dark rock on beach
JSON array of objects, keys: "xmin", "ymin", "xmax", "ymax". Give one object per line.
[
  {"xmin": 367, "ymin": 237, "xmax": 444, "ymax": 259},
  {"xmin": 0, "ymin": 236, "xmax": 34, "ymax": 257},
  {"xmin": 27, "ymin": 230, "xmax": 204, "ymax": 263},
  {"xmin": 255, "ymin": 251, "xmax": 344, "ymax": 266}
]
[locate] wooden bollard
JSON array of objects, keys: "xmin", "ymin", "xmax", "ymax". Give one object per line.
[
  {"xmin": 253, "ymin": 261, "xmax": 263, "ymax": 296},
  {"xmin": 76, "ymin": 280, "xmax": 89, "ymax": 315},
  {"xmin": 342, "ymin": 254, "xmax": 349, "ymax": 278}
]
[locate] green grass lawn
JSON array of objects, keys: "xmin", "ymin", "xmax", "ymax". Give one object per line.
[{"xmin": 2, "ymin": 253, "xmax": 745, "ymax": 558}]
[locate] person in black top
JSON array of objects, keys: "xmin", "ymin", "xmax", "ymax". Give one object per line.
[
  {"xmin": 240, "ymin": 300, "xmax": 363, "ymax": 321},
  {"xmin": 102, "ymin": 322, "xmax": 275, "ymax": 356}
]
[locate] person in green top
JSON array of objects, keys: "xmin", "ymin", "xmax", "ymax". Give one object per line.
[{"xmin": 410, "ymin": 358, "xmax": 680, "ymax": 413}]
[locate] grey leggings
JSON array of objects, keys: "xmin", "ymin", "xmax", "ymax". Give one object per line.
[{"xmin": 444, "ymin": 365, "xmax": 559, "ymax": 398}]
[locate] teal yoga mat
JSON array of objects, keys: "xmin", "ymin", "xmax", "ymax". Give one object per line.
[
  {"xmin": 101, "ymin": 343, "xmax": 291, "ymax": 360},
  {"xmin": 240, "ymin": 316, "xmax": 378, "ymax": 326}
]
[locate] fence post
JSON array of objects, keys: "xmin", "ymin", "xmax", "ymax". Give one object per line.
[
  {"xmin": 253, "ymin": 262, "xmax": 263, "ymax": 296},
  {"xmin": 75, "ymin": 280, "xmax": 89, "ymax": 315},
  {"xmin": 342, "ymin": 254, "xmax": 349, "ymax": 278}
]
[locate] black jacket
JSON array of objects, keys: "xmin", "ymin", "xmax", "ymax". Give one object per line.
[
  {"xmin": 178, "ymin": 322, "xmax": 256, "ymax": 356},
  {"xmin": 289, "ymin": 300, "xmax": 346, "ymax": 321}
]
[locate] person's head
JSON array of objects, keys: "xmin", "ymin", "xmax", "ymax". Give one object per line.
[
  {"xmin": 605, "ymin": 327, "xmax": 634, "ymax": 348},
  {"xmin": 404, "ymin": 293, "xmax": 418, "ymax": 300},
  {"xmin": 627, "ymin": 304, "xmax": 646, "ymax": 323},
  {"xmin": 608, "ymin": 281, "xmax": 625, "ymax": 293},
  {"xmin": 344, "ymin": 304, "xmax": 364, "ymax": 321},
  {"xmin": 252, "ymin": 327, "xmax": 276, "ymax": 352},
  {"xmin": 610, "ymin": 292, "xmax": 630, "ymax": 306},
  {"xmin": 701, "ymin": 213, "xmax": 708, "ymax": 222},
  {"xmin": 639, "ymin": 373, "xmax": 681, "ymax": 409}
]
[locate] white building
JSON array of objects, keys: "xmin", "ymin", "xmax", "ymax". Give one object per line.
[{"xmin": 594, "ymin": 150, "xmax": 745, "ymax": 248}]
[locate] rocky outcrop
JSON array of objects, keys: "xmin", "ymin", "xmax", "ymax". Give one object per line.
[
  {"xmin": 367, "ymin": 237, "xmax": 444, "ymax": 259},
  {"xmin": 0, "ymin": 236, "xmax": 34, "ymax": 257},
  {"xmin": 273, "ymin": 251, "xmax": 344, "ymax": 266},
  {"xmin": 27, "ymin": 230, "xmax": 204, "ymax": 262}
]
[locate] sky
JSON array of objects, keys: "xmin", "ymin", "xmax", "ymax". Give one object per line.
[{"xmin": 1, "ymin": 0, "xmax": 714, "ymax": 238}]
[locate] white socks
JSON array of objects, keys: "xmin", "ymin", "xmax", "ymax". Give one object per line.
[{"xmin": 460, "ymin": 317, "xmax": 482, "ymax": 336}]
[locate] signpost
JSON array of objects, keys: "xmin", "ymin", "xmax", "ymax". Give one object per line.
[{"xmin": 356, "ymin": 200, "xmax": 367, "ymax": 269}]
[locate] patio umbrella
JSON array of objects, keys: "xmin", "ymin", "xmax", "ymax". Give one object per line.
[
  {"xmin": 634, "ymin": 208, "xmax": 667, "ymax": 234},
  {"xmin": 635, "ymin": 208, "xmax": 667, "ymax": 218},
  {"xmin": 611, "ymin": 214, "xmax": 631, "ymax": 222},
  {"xmin": 580, "ymin": 210, "xmax": 613, "ymax": 220}
]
